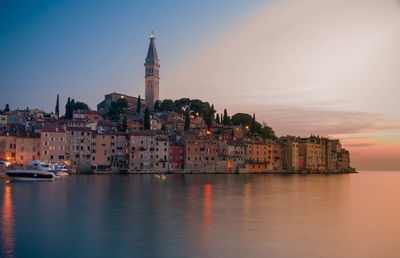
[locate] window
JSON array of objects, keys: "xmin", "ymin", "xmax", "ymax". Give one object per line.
[{"xmin": 20, "ymin": 155, "xmax": 24, "ymax": 160}]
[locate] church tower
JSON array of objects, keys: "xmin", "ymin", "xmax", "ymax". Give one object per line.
[{"xmin": 145, "ymin": 31, "xmax": 160, "ymax": 110}]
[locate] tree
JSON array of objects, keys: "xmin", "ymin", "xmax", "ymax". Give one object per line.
[
  {"xmin": 144, "ymin": 108, "xmax": 151, "ymax": 129},
  {"xmin": 159, "ymin": 99, "xmax": 176, "ymax": 112},
  {"xmin": 73, "ymin": 101, "xmax": 89, "ymax": 111},
  {"xmin": 215, "ymin": 113, "xmax": 220, "ymax": 124},
  {"xmin": 223, "ymin": 109, "xmax": 231, "ymax": 125},
  {"xmin": 154, "ymin": 100, "xmax": 159, "ymax": 111},
  {"xmin": 107, "ymin": 98, "xmax": 128, "ymax": 121},
  {"xmin": 4, "ymin": 104, "xmax": 10, "ymax": 112},
  {"xmin": 65, "ymin": 98, "xmax": 90, "ymax": 119},
  {"xmin": 55, "ymin": 94, "xmax": 59, "ymax": 117},
  {"xmin": 136, "ymin": 95, "xmax": 142, "ymax": 113},
  {"xmin": 65, "ymin": 97, "xmax": 72, "ymax": 119},
  {"xmin": 250, "ymin": 113, "xmax": 256, "ymax": 134},
  {"xmin": 231, "ymin": 113, "xmax": 252, "ymax": 127},
  {"xmin": 120, "ymin": 115, "xmax": 128, "ymax": 132},
  {"xmin": 204, "ymin": 109, "xmax": 214, "ymax": 129},
  {"xmin": 184, "ymin": 112, "xmax": 190, "ymax": 130},
  {"xmin": 260, "ymin": 122, "xmax": 277, "ymax": 140},
  {"xmin": 174, "ymin": 98, "xmax": 191, "ymax": 112}
]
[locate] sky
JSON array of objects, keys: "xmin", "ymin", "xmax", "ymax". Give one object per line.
[{"xmin": 1, "ymin": 0, "xmax": 399, "ymax": 170}]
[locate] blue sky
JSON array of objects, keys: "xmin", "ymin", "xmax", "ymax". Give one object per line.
[{"xmin": 0, "ymin": 0, "xmax": 270, "ymax": 112}]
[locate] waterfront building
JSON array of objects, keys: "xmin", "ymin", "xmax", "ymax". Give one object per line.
[
  {"xmin": 169, "ymin": 145, "xmax": 184, "ymax": 170},
  {"xmin": 271, "ymin": 142, "xmax": 283, "ymax": 171},
  {"xmin": 219, "ymin": 140, "xmax": 247, "ymax": 173},
  {"xmin": 109, "ymin": 131, "xmax": 129, "ymax": 169},
  {"xmin": 184, "ymin": 136, "xmax": 221, "ymax": 173},
  {"xmin": 299, "ymin": 137, "xmax": 324, "ymax": 172},
  {"xmin": 246, "ymin": 140, "xmax": 274, "ymax": 172},
  {"xmin": 280, "ymin": 136, "xmax": 300, "ymax": 172},
  {"xmin": 326, "ymin": 139, "xmax": 342, "ymax": 171},
  {"xmin": 129, "ymin": 130, "xmax": 157, "ymax": 172},
  {"xmin": 66, "ymin": 127, "xmax": 93, "ymax": 171},
  {"xmin": 0, "ymin": 132, "xmax": 17, "ymax": 165},
  {"xmin": 145, "ymin": 32, "xmax": 160, "ymax": 110},
  {"xmin": 154, "ymin": 136, "xmax": 169, "ymax": 172},
  {"xmin": 15, "ymin": 133, "xmax": 41, "ymax": 167},
  {"xmin": 337, "ymin": 149, "xmax": 350, "ymax": 171},
  {"xmin": 91, "ymin": 133, "xmax": 112, "ymax": 170},
  {"xmin": 41, "ymin": 126, "xmax": 67, "ymax": 164}
]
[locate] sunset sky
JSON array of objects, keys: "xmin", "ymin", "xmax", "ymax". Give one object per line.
[{"xmin": 1, "ymin": 0, "xmax": 399, "ymax": 170}]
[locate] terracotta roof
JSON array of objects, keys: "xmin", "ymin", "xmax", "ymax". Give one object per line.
[
  {"xmin": 66, "ymin": 126, "xmax": 92, "ymax": 132},
  {"xmin": 41, "ymin": 126, "xmax": 66, "ymax": 133}
]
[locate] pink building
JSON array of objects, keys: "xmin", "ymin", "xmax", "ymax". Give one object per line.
[{"xmin": 40, "ymin": 126, "xmax": 68, "ymax": 164}]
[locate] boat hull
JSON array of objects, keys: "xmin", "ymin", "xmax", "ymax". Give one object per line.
[{"xmin": 5, "ymin": 171, "xmax": 56, "ymax": 181}]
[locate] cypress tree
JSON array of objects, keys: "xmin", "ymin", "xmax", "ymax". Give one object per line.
[
  {"xmin": 55, "ymin": 94, "xmax": 59, "ymax": 117},
  {"xmin": 223, "ymin": 109, "xmax": 231, "ymax": 125},
  {"xmin": 121, "ymin": 115, "xmax": 127, "ymax": 132},
  {"xmin": 4, "ymin": 104, "xmax": 10, "ymax": 112},
  {"xmin": 215, "ymin": 113, "xmax": 220, "ymax": 124},
  {"xmin": 136, "ymin": 95, "xmax": 142, "ymax": 114},
  {"xmin": 154, "ymin": 100, "xmax": 159, "ymax": 111},
  {"xmin": 144, "ymin": 108, "xmax": 150, "ymax": 129},
  {"xmin": 184, "ymin": 112, "xmax": 190, "ymax": 131},
  {"xmin": 65, "ymin": 98, "xmax": 71, "ymax": 118},
  {"xmin": 250, "ymin": 113, "xmax": 256, "ymax": 134}
]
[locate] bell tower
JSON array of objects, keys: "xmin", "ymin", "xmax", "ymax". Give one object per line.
[{"xmin": 144, "ymin": 31, "xmax": 160, "ymax": 110}]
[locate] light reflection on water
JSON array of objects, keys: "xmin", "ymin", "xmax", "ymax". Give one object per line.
[
  {"xmin": 1, "ymin": 185, "xmax": 15, "ymax": 258},
  {"xmin": 0, "ymin": 172, "xmax": 400, "ymax": 258}
]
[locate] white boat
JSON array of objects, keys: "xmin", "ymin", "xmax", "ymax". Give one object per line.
[
  {"xmin": 4, "ymin": 160, "xmax": 56, "ymax": 181},
  {"xmin": 54, "ymin": 164, "xmax": 70, "ymax": 176}
]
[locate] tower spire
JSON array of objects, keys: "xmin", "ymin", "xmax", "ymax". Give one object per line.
[{"xmin": 144, "ymin": 31, "xmax": 160, "ymax": 110}]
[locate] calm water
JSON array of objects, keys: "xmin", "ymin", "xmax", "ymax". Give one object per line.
[{"xmin": 1, "ymin": 172, "xmax": 400, "ymax": 258}]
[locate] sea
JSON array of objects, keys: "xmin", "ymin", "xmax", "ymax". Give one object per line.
[{"xmin": 1, "ymin": 171, "xmax": 400, "ymax": 258}]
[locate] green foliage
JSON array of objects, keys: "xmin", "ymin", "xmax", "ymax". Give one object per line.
[
  {"xmin": 74, "ymin": 101, "xmax": 89, "ymax": 111},
  {"xmin": 136, "ymin": 95, "xmax": 141, "ymax": 114},
  {"xmin": 260, "ymin": 122, "xmax": 277, "ymax": 140},
  {"xmin": 231, "ymin": 113, "xmax": 252, "ymax": 126},
  {"xmin": 231, "ymin": 113, "xmax": 277, "ymax": 139},
  {"xmin": 184, "ymin": 112, "xmax": 190, "ymax": 130},
  {"xmin": 215, "ymin": 113, "xmax": 220, "ymax": 124},
  {"xmin": 65, "ymin": 97, "xmax": 90, "ymax": 119},
  {"xmin": 154, "ymin": 100, "xmax": 160, "ymax": 111},
  {"xmin": 107, "ymin": 98, "xmax": 129, "ymax": 121},
  {"xmin": 204, "ymin": 108, "xmax": 215, "ymax": 129},
  {"xmin": 251, "ymin": 114, "xmax": 256, "ymax": 134},
  {"xmin": 174, "ymin": 98, "xmax": 191, "ymax": 112},
  {"xmin": 144, "ymin": 108, "xmax": 151, "ymax": 129},
  {"xmin": 159, "ymin": 99, "xmax": 176, "ymax": 112},
  {"xmin": 4, "ymin": 104, "xmax": 10, "ymax": 112},
  {"xmin": 223, "ymin": 109, "xmax": 231, "ymax": 125},
  {"xmin": 120, "ymin": 115, "xmax": 127, "ymax": 132},
  {"xmin": 65, "ymin": 98, "xmax": 72, "ymax": 119}
]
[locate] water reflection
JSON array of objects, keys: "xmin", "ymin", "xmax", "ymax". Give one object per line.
[
  {"xmin": 1, "ymin": 185, "xmax": 15, "ymax": 258},
  {"xmin": 203, "ymin": 184, "xmax": 213, "ymax": 233}
]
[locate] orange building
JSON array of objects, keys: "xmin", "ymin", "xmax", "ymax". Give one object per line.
[{"xmin": 73, "ymin": 110, "xmax": 102, "ymax": 122}]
